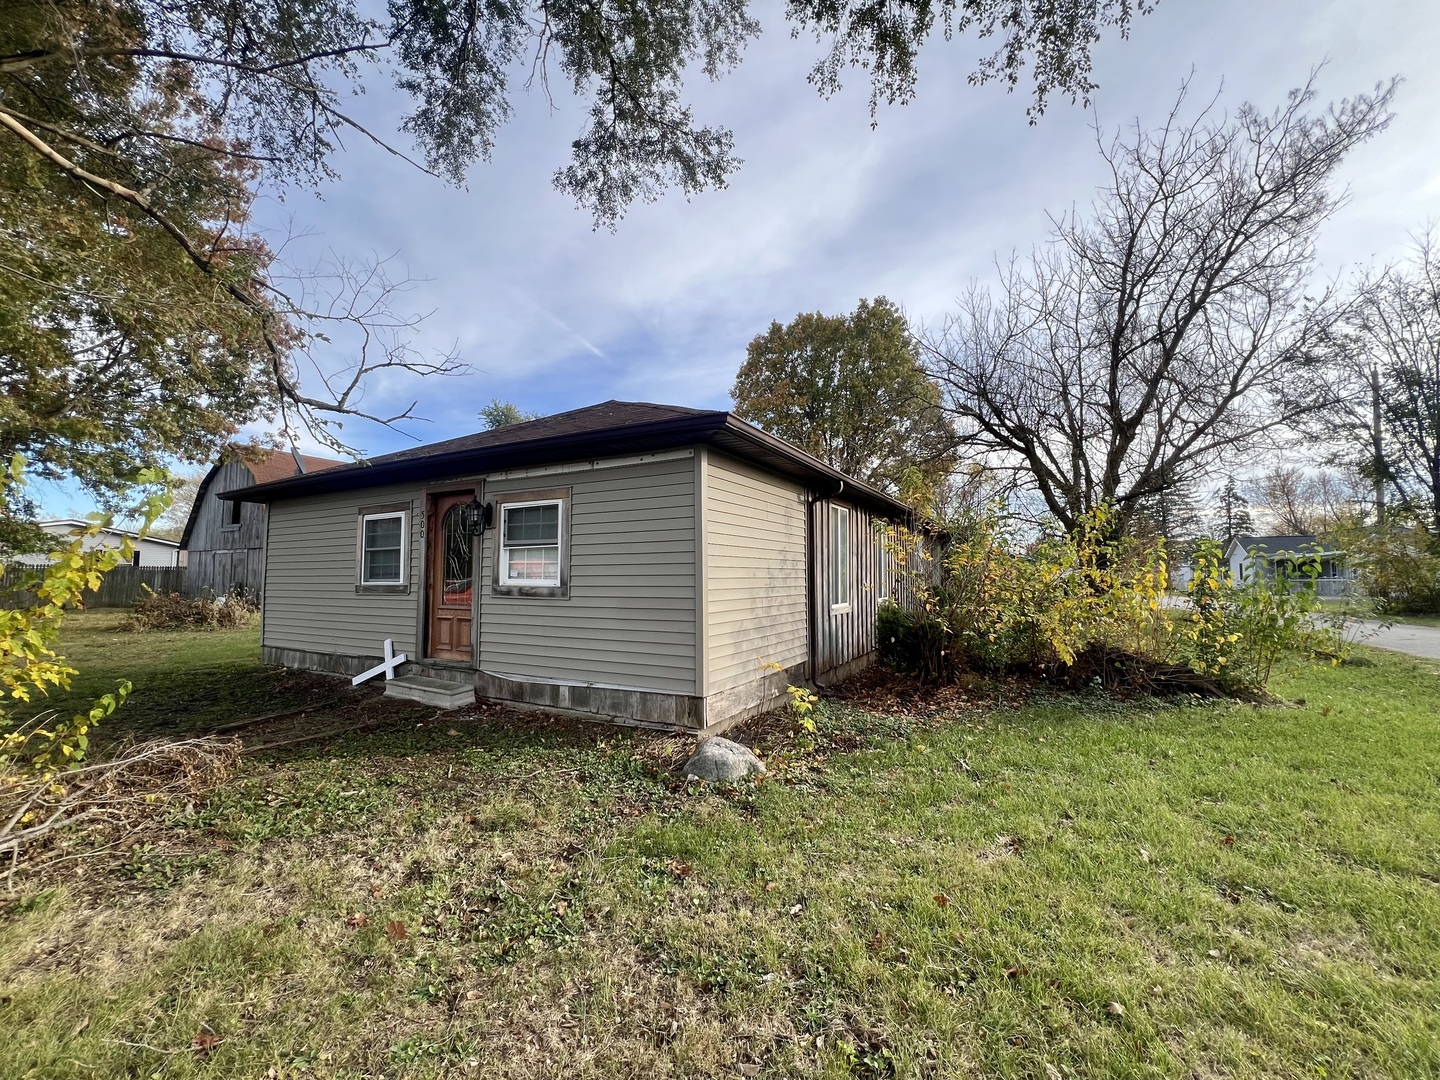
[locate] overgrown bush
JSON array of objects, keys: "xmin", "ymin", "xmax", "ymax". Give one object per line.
[
  {"xmin": 1178, "ymin": 538, "xmax": 1333, "ymax": 693},
  {"xmin": 123, "ymin": 587, "xmax": 259, "ymax": 632},
  {"xmin": 881, "ymin": 506, "xmax": 1335, "ymax": 697},
  {"xmin": 1332, "ymin": 522, "xmax": 1440, "ymax": 615},
  {"xmin": 879, "ymin": 506, "xmax": 1169, "ymax": 684},
  {"xmin": 2, "ymin": 456, "xmax": 170, "ymax": 776}
]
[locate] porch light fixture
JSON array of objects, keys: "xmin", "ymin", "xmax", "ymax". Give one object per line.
[{"xmin": 462, "ymin": 496, "xmax": 492, "ymax": 535}]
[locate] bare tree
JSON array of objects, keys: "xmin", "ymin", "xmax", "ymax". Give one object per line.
[
  {"xmin": 923, "ymin": 74, "xmax": 1395, "ymax": 535},
  {"xmin": 1245, "ymin": 465, "xmax": 1366, "ymax": 534},
  {"xmin": 1332, "ymin": 229, "xmax": 1440, "ymax": 536}
]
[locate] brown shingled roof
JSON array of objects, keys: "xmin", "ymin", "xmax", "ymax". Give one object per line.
[
  {"xmin": 242, "ymin": 448, "xmax": 346, "ymax": 484},
  {"xmin": 218, "ymin": 400, "xmax": 913, "ymax": 519}
]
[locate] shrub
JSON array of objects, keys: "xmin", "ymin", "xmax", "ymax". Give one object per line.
[
  {"xmin": 1178, "ymin": 537, "xmax": 1330, "ymax": 693},
  {"xmin": 1333, "ymin": 522, "xmax": 1440, "ymax": 615},
  {"xmin": 123, "ymin": 587, "xmax": 259, "ymax": 632},
  {"xmin": 880, "ymin": 505, "xmax": 1168, "ymax": 683}
]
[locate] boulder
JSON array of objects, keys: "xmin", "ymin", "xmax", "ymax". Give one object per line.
[{"xmin": 683, "ymin": 736, "xmax": 766, "ymax": 782}]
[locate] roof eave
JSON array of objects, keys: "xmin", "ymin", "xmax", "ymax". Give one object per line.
[{"xmin": 219, "ymin": 410, "xmax": 912, "ymax": 519}]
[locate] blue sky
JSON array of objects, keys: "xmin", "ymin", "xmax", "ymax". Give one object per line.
[{"xmin": 36, "ymin": 0, "xmax": 1440, "ymax": 515}]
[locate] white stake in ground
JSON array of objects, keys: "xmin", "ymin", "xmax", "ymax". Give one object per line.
[{"xmin": 352, "ymin": 638, "xmax": 407, "ymax": 686}]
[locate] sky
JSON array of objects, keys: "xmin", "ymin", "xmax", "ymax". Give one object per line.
[{"xmin": 36, "ymin": 0, "xmax": 1440, "ymax": 514}]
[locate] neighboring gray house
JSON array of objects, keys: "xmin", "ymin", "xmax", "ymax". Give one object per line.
[
  {"xmin": 223, "ymin": 401, "xmax": 909, "ymax": 732},
  {"xmin": 180, "ymin": 447, "xmax": 343, "ymax": 601},
  {"xmin": 1226, "ymin": 534, "xmax": 1355, "ymax": 598},
  {"xmin": 9, "ymin": 520, "xmax": 180, "ymax": 567}
]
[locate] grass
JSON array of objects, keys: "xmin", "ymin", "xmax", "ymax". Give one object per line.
[
  {"xmin": 1316, "ymin": 598, "xmax": 1440, "ymax": 629},
  {"xmin": 2, "ymin": 614, "xmax": 1439, "ymax": 1078}
]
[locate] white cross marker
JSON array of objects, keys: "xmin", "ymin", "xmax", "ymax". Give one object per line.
[{"xmin": 352, "ymin": 638, "xmax": 407, "ymax": 686}]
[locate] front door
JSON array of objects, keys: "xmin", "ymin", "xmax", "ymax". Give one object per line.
[{"xmin": 427, "ymin": 492, "xmax": 475, "ymax": 662}]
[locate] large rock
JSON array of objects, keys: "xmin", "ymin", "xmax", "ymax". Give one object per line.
[{"xmin": 683, "ymin": 736, "xmax": 766, "ymax": 782}]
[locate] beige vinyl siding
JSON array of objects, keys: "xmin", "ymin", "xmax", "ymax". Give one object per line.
[
  {"xmin": 478, "ymin": 455, "xmax": 698, "ymax": 694},
  {"xmin": 703, "ymin": 452, "xmax": 808, "ymax": 695},
  {"xmin": 263, "ymin": 483, "xmax": 423, "ymax": 657}
]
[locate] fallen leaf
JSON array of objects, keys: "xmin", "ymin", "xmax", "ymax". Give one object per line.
[
  {"xmin": 1139, "ymin": 848, "xmax": 1151, "ymax": 864},
  {"xmin": 788, "ymin": 903, "xmax": 803, "ymax": 916},
  {"xmin": 668, "ymin": 860, "xmax": 694, "ymax": 878},
  {"xmin": 554, "ymin": 901, "xmax": 569, "ymax": 916},
  {"xmin": 346, "ymin": 913, "xmax": 369, "ymax": 928},
  {"xmin": 385, "ymin": 920, "xmax": 407, "ymax": 941},
  {"xmin": 934, "ymin": 893, "xmax": 951, "ymax": 907},
  {"xmin": 1221, "ymin": 834, "xmax": 1236, "ymax": 848},
  {"xmin": 763, "ymin": 881, "xmax": 778, "ymax": 892},
  {"xmin": 191, "ymin": 1028, "xmax": 222, "ymax": 1056},
  {"xmin": 446, "ymin": 728, "xmax": 461, "ymax": 736},
  {"xmin": 1105, "ymin": 1001, "xmax": 1125, "ymax": 1016},
  {"xmin": 70, "ymin": 1017, "xmax": 90, "ymax": 1038}
]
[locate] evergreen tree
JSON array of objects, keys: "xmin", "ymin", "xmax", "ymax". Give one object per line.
[{"xmin": 1214, "ymin": 477, "xmax": 1255, "ymax": 546}]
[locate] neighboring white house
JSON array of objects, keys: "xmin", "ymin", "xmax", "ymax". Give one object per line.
[
  {"xmin": 7, "ymin": 520, "xmax": 181, "ymax": 567},
  {"xmin": 1224, "ymin": 534, "xmax": 1355, "ymax": 598}
]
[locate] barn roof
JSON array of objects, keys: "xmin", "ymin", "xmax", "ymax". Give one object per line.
[
  {"xmin": 217, "ymin": 400, "xmax": 912, "ymax": 518},
  {"xmin": 178, "ymin": 447, "xmax": 345, "ymax": 549}
]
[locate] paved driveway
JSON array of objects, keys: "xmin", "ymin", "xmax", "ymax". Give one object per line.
[{"xmin": 1353, "ymin": 620, "xmax": 1440, "ymax": 660}]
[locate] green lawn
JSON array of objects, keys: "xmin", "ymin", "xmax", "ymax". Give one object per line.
[{"xmin": 3, "ymin": 614, "xmax": 1439, "ymax": 1078}]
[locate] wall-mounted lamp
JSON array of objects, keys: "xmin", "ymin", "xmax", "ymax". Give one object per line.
[{"xmin": 462, "ymin": 496, "xmax": 492, "ymax": 535}]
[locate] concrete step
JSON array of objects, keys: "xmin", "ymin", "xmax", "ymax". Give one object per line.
[{"xmin": 383, "ymin": 674, "xmax": 475, "ymax": 710}]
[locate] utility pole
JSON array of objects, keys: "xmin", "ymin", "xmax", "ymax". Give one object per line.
[{"xmin": 1371, "ymin": 364, "xmax": 1385, "ymax": 525}]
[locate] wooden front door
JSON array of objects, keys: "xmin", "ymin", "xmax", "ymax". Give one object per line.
[{"xmin": 427, "ymin": 493, "xmax": 476, "ymax": 662}]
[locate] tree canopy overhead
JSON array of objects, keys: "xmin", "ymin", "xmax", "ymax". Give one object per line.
[
  {"xmin": 732, "ymin": 297, "xmax": 956, "ymax": 500},
  {"xmin": 1, "ymin": 0, "xmax": 1159, "ymax": 502},
  {"xmin": 2, "ymin": 0, "xmax": 1161, "ymax": 227}
]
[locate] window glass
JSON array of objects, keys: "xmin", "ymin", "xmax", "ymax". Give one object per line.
[
  {"xmin": 441, "ymin": 504, "xmax": 473, "ymax": 605},
  {"xmin": 501, "ymin": 501, "xmax": 562, "ymax": 586},
  {"xmin": 504, "ymin": 503, "xmax": 559, "ymax": 545},
  {"xmin": 830, "ymin": 505, "xmax": 850, "ymax": 608},
  {"xmin": 362, "ymin": 513, "xmax": 404, "ymax": 583}
]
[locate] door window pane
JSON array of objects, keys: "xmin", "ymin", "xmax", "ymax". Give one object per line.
[{"xmin": 442, "ymin": 504, "xmax": 473, "ymax": 606}]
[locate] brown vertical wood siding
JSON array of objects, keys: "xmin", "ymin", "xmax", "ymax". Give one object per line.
[{"xmin": 810, "ymin": 497, "xmax": 893, "ymax": 683}]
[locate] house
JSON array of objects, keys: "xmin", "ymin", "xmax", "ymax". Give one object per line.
[
  {"xmin": 223, "ymin": 401, "xmax": 910, "ymax": 731},
  {"xmin": 8, "ymin": 519, "xmax": 181, "ymax": 567},
  {"xmin": 1225, "ymin": 534, "xmax": 1355, "ymax": 598},
  {"xmin": 180, "ymin": 446, "xmax": 343, "ymax": 601}
]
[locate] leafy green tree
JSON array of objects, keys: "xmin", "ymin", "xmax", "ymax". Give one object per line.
[
  {"xmin": 732, "ymin": 298, "xmax": 955, "ymax": 496},
  {"xmin": 480, "ymin": 401, "xmax": 543, "ymax": 430},
  {"xmin": 1, "ymin": 0, "xmax": 1161, "ymax": 232}
]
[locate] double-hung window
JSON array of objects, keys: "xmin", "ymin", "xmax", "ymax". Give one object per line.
[
  {"xmin": 830, "ymin": 504, "xmax": 851, "ymax": 612},
  {"xmin": 500, "ymin": 500, "xmax": 562, "ymax": 587},
  {"xmin": 359, "ymin": 509, "xmax": 407, "ymax": 586}
]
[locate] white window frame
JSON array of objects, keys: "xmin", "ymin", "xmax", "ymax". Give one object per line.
[
  {"xmin": 359, "ymin": 509, "xmax": 408, "ymax": 586},
  {"xmin": 878, "ymin": 534, "xmax": 890, "ymax": 604},
  {"xmin": 499, "ymin": 499, "xmax": 563, "ymax": 588},
  {"xmin": 830, "ymin": 504, "xmax": 851, "ymax": 613}
]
